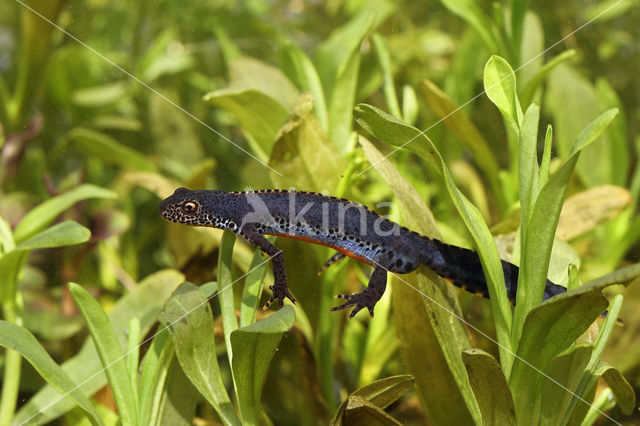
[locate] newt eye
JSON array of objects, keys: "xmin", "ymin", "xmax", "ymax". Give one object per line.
[{"xmin": 183, "ymin": 202, "xmax": 197, "ymax": 213}]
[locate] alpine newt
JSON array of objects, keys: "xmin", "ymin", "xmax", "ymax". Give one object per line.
[{"xmin": 158, "ymin": 188, "xmax": 566, "ymax": 318}]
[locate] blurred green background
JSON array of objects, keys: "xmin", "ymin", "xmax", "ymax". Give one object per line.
[{"xmin": 1, "ymin": 0, "xmax": 639, "ymax": 424}]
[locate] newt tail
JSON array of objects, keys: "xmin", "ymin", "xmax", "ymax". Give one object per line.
[{"xmin": 159, "ymin": 188, "xmax": 567, "ymax": 318}]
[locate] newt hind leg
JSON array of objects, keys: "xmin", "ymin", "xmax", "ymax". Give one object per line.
[
  {"xmin": 331, "ymin": 264, "xmax": 387, "ymax": 318},
  {"xmin": 318, "ymin": 252, "xmax": 346, "ymax": 275}
]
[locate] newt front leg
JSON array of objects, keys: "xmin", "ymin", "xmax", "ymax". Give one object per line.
[{"xmin": 239, "ymin": 224, "xmax": 296, "ymax": 308}]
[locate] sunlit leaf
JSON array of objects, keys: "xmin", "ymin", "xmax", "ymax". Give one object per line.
[
  {"xmin": 231, "ymin": 306, "xmax": 295, "ymax": 425},
  {"xmin": 14, "ymin": 184, "xmax": 116, "ymax": 244},
  {"xmin": 483, "ymin": 56, "xmax": 523, "ymax": 134},
  {"xmin": 16, "ymin": 221, "xmax": 90, "ymax": 251},
  {"xmin": 15, "ymin": 270, "xmax": 184, "ymax": 425},
  {"xmin": 462, "ymin": 348, "xmax": 516, "ymax": 426},
  {"xmin": 0, "ymin": 321, "xmax": 104, "ymax": 426},
  {"xmin": 159, "ymin": 282, "xmax": 241, "ymax": 426},
  {"xmin": 68, "ymin": 283, "xmax": 137, "ymax": 425}
]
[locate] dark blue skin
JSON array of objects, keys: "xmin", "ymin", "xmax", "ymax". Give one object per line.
[{"xmin": 159, "ymin": 188, "xmax": 566, "ymax": 318}]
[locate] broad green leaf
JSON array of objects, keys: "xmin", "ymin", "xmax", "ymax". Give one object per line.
[
  {"xmin": 545, "ymin": 64, "xmax": 621, "ymax": 187},
  {"xmin": 204, "ymin": 89, "xmax": 288, "ymax": 159},
  {"xmin": 355, "ymin": 104, "xmax": 513, "ymax": 373},
  {"xmin": 159, "ymin": 282, "xmax": 241, "ymax": 426},
  {"xmin": 557, "ymin": 185, "xmax": 632, "ymax": 241},
  {"xmin": 595, "ymin": 78, "xmax": 629, "ymax": 186},
  {"xmin": 281, "ymin": 43, "xmax": 328, "ymax": 131},
  {"xmin": 16, "ymin": 221, "xmax": 90, "ymax": 251},
  {"xmin": 538, "ymin": 125, "xmax": 552, "ymax": 188},
  {"xmin": 513, "ymin": 109, "xmax": 619, "ymax": 341},
  {"xmin": 240, "ymin": 250, "xmax": 268, "ymax": 328},
  {"xmin": 599, "ymin": 364, "xmax": 635, "ymax": 415},
  {"xmin": 154, "ymin": 356, "xmax": 199, "ymax": 426},
  {"xmin": 68, "ymin": 127, "xmax": 156, "ymax": 172},
  {"xmin": 439, "ymin": 0, "xmax": 499, "ymax": 52},
  {"xmin": 15, "ymin": 270, "xmax": 184, "ymax": 425},
  {"xmin": 68, "ymin": 283, "xmax": 137, "ymax": 426},
  {"xmin": 231, "ymin": 306, "xmax": 295, "ymax": 425},
  {"xmin": 138, "ymin": 332, "xmax": 175, "ymax": 426},
  {"xmin": 484, "ymin": 56, "xmax": 523, "ymax": 134},
  {"xmin": 563, "ymin": 295, "xmax": 632, "ymax": 421},
  {"xmin": 218, "ymin": 231, "xmax": 237, "ymax": 366},
  {"xmin": 509, "ymin": 289, "xmax": 608, "ymax": 425},
  {"xmin": 521, "ymin": 50, "xmax": 575, "ymax": 107},
  {"xmin": 226, "ymin": 56, "xmax": 300, "ymax": 112},
  {"xmin": 462, "ymin": 348, "xmax": 516, "ymax": 426},
  {"xmin": 332, "ymin": 375, "xmax": 414, "ymax": 426},
  {"xmin": 418, "ymin": 79, "xmax": 501, "ymax": 201},
  {"xmin": 0, "ymin": 321, "xmax": 104, "ymax": 426},
  {"xmin": 15, "ymin": 184, "xmax": 116, "ymax": 244},
  {"xmin": 360, "ymin": 136, "xmax": 479, "ymax": 424},
  {"xmin": 540, "ymin": 344, "xmax": 592, "ymax": 426},
  {"xmin": 269, "ymin": 94, "xmax": 344, "ymax": 190}
]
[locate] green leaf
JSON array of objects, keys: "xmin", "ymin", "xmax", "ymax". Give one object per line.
[
  {"xmin": 439, "ymin": 0, "xmax": 499, "ymax": 52},
  {"xmin": 71, "ymin": 81, "xmax": 129, "ymax": 108},
  {"xmin": 513, "ymin": 109, "xmax": 619, "ymax": 341},
  {"xmin": 418, "ymin": 79, "xmax": 502, "ymax": 202},
  {"xmin": 204, "ymin": 89, "xmax": 288, "ymax": 159},
  {"xmin": 138, "ymin": 332, "xmax": 175, "ymax": 426},
  {"xmin": 218, "ymin": 231, "xmax": 238, "ymax": 366},
  {"xmin": 518, "ymin": 103, "xmax": 540, "ymax": 234},
  {"xmin": 240, "ymin": 250, "xmax": 268, "ymax": 328},
  {"xmin": 159, "ymin": 282, "xmax": 241, "ymax": 426},
  {"xmin": 14, "ymin": 183, "xmax": 116, "ymax": 244},
  {"xmin": 545, "ymin": 64, "xmax": 622, "ymax": 187},
  {"xmin": 281, "ymin": 43, "xmax": 328, "ymax": 131},
  {"xmin": 315, "ymin": 12, "xmax": 374, "ymax": 96},
  {"xmin": 0, "ymin": 321, "xmax": 104, "ymax": 426},
  {"xmin": 540, "ymin": 344, "xmax": 592, "ymax": 426},
  {"xmin": 15, "ymin": 270, "xmax": 184, "ymax": 425},
  {"xmin": 521, "ymin": 50, "xmax": 576, "ymax": 107},
  {"xmin": 231, "ymin": 306, "xmax": 295, "ymax": 425},
  {"xmin": 359, "ymin": 136, "xmax": 480, "ymax": 424},
  {"xmin": 269, "ymin": 94, "xmax": 344, "ymax": 190},
  {"xmin": 462, "ymin": 348, "xmax": 516, "ymax": 426},
  {"xmin": 484, "ymin": 56, "xmax": 523, "ymax": 134},
  {"xmin": 68, "ymin": 127, "xmax": 156, "ymax": 172},
  {"xmin": 355, "ymin": 104, "xmax": 513, "ymax": 374},
  {"xmin": 68, "ymin": 283, "xmax": 137, "ymax": 426},
  {"xmin": 332, "ymin": 375, "xmax": 414, "ymax": 426},
  {"xmin": 226, "ymin": 56, "xmax": 300, "ymax": 112},
  {"xmin": 0, "ymin": 250, "xmax": 26, "ymax": 304},
  {"xmin": 16, "ymin": 221, "xmax": 90, "ymax": 251},
  {"xmin": 599, "ymin": 364, "xmax": 635, "ymax": 415},
  {"xmin": 372, "ymin": 33, "xmax": 401, "ymax": 119},
  {"xmin": 328, "ymin": 49, "xmax": 361, "ymax": 153},
  {"xmin": 508, "ymin": 289, "xmax": 609, "ymax": 425},
  {"xmin": 154, "ymin": 356, "xmax": 199, "ymax": 426}
]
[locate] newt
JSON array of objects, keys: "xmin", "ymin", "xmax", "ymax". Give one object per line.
[{"xmin": 158, "ymin": 187, "xmax": 566, "ymax": 318}]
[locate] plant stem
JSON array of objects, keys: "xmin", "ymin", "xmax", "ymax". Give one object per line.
[{"xmin": 0, "ymin": 297, "xmax": 24, "ymax": 426}]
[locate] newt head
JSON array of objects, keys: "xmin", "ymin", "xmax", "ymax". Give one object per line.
[{"xmin": 158, "ymin": 187, "xmax": 200, "ymax": 224}]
